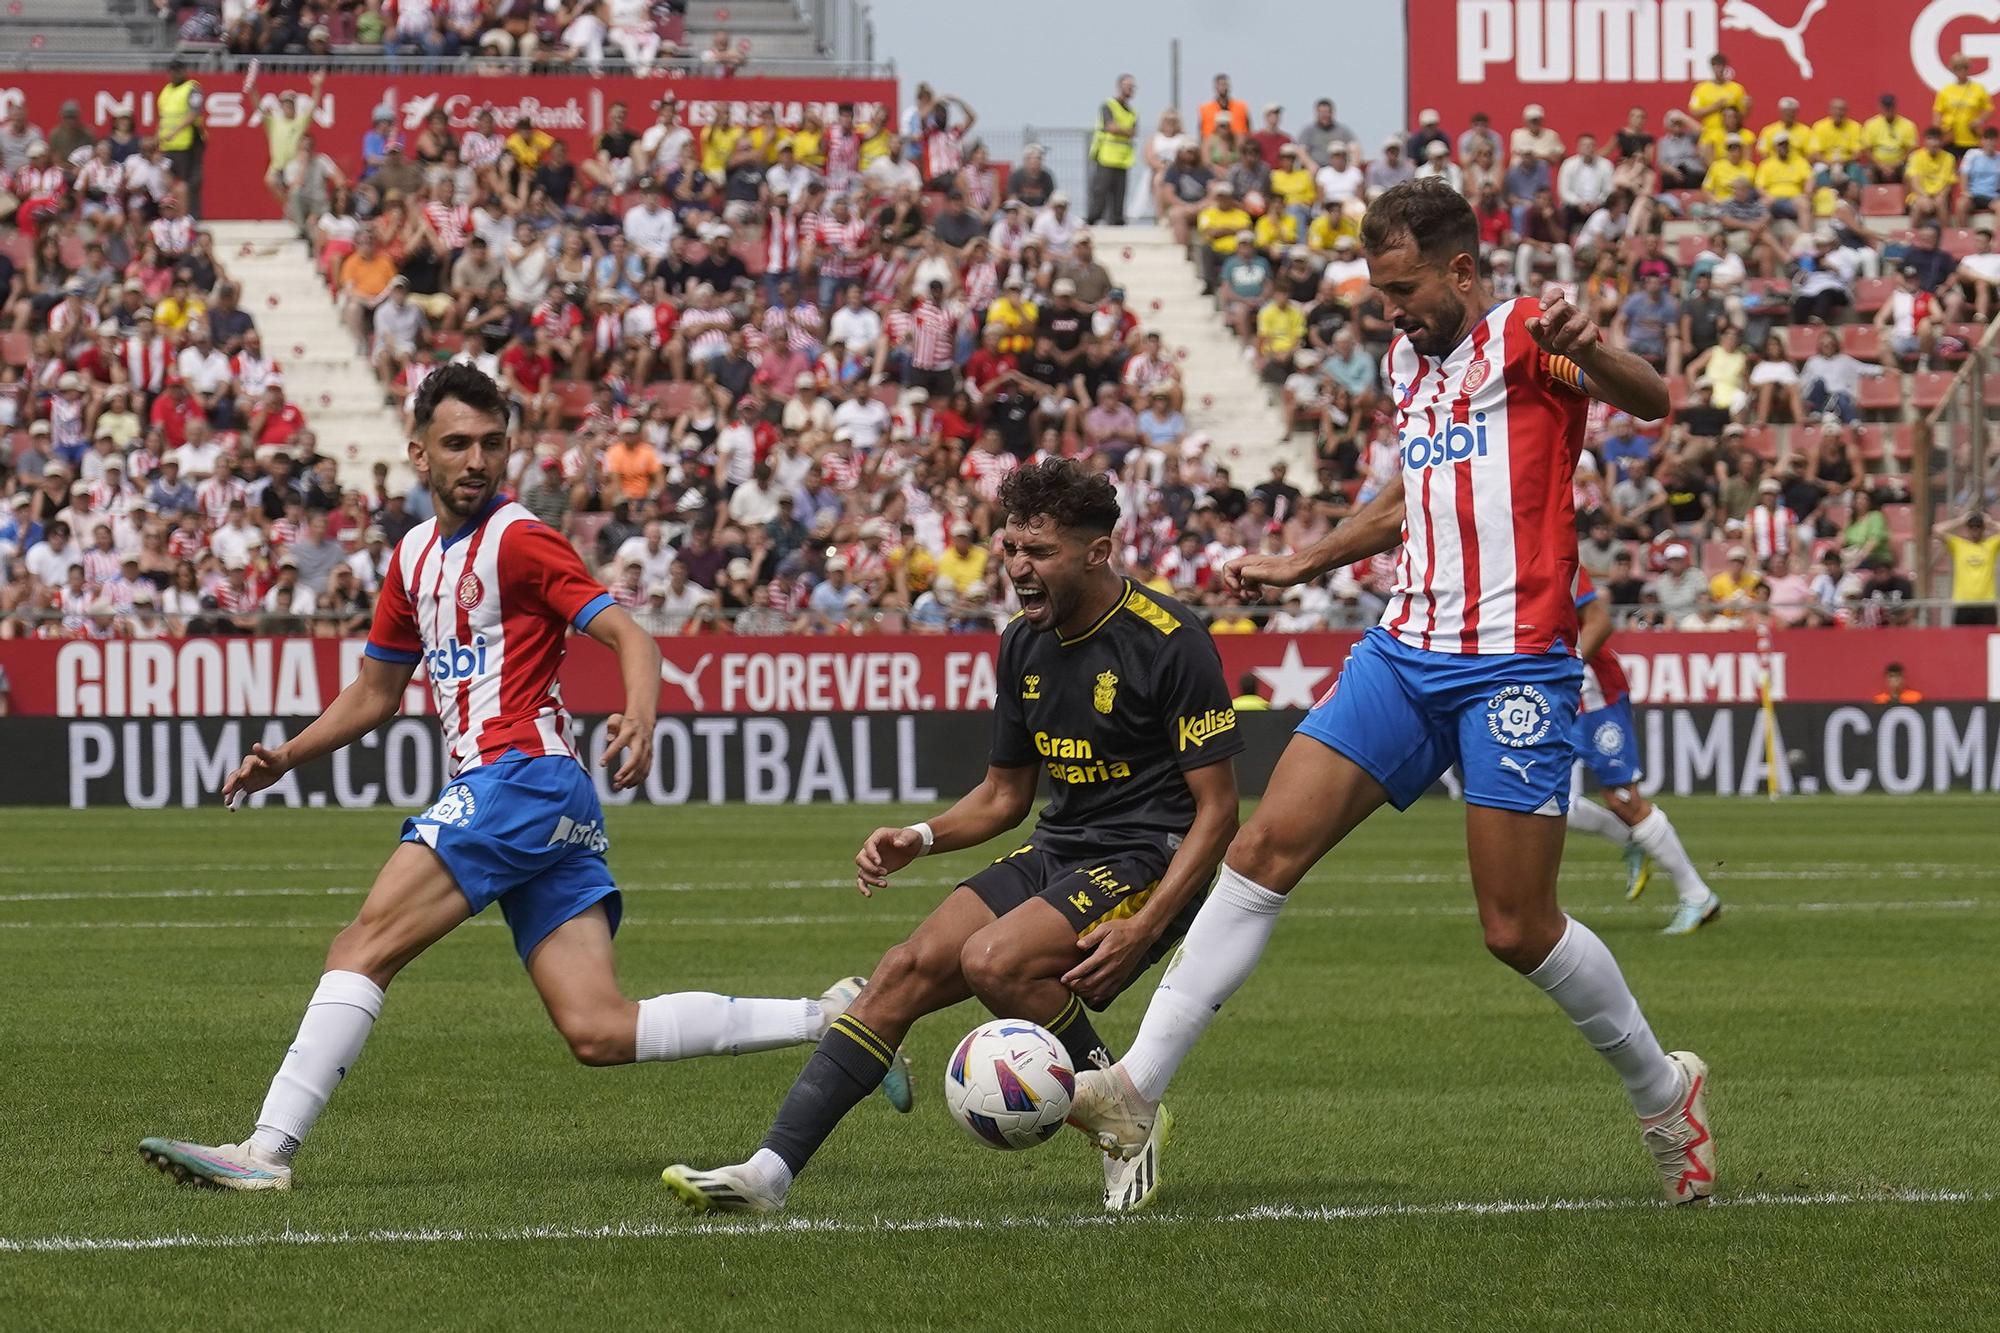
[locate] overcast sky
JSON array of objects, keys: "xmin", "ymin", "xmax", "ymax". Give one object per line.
[{"xmin": 866, "ymin": 0, "xmax": 1406, "ymax": 148}]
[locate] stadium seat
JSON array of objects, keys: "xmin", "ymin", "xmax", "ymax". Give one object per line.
[
  {"xmin": 1783, "ymin": 324, "xmax": 1821, "ymax": 361},
  {"xmin": 1666, "ymin": 376, "xmax": 1690, "ymax": 412},
  {"xmin": 1851, "ymin": 278, "xmax": 1892, "ymax": 314},
  {"xmin": 553, "ymin": 380, "xmax": 597, "ymax": 423},
  {"xmin": 1840, "ymin": 323, "xmax": 1882, "ymax": 359},
  {"xmin": 1740, "ymin": 425, "xmax": 1778, "ymax": 460},
  {"xmin": 644, "ymin": 380, "xmax": 699, "ymax": 416},
  {"xmin": 1860, "ymin": 184, "xmax": 1906, "ymax": 216},
  {"xmin": 1909, "ymin": 369, "xmax": 1955, "ymax": 410},
  {"xmin": 1943, "ymin": 228, "xmax": 1981, "ymax": 259},
  {"xmin": 1889, "ymin": 423, "xmax": 1919, "ymax": 459},
  {"xmin": 1855, "ymin": 424, "xmax": 1886, "ymax": 461},
  {"xmin": 1675, "ymin": 235, "xmax": 1702, "ymax": 268},
  {"xmin": 429, "ymin": 330, "xmax": 465, "ymax": 355},
  {"xmin": 1859, "ymin": 372, "xmax": 1904, "ymax": 414},
  {"xmin": 0, "ymin": 331, "xmax": 29, "ymax": 367},
  {"xmin": 1788, "ymin": 423, "xmax": 1827, "ymax": 460}
]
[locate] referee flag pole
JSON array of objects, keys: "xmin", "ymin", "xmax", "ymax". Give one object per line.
[{"xmin": 1756, "ymin": 620, "xmax": 1780, "ymax": 801}]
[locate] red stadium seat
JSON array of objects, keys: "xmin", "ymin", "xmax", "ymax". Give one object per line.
[
  {"xmin": 1943, "ymin": 228, "xmax": 1981, "ymax": 259},
  {"xmin": 1840, "ymin": 323, "xmax": 1882, "ymax": 359},
  {"xmin": 1860, "ymin": 184, "xmax": 1906, "ymax": 216},
  {"xmin": 1859, "ymin": 372, "xmax": 1904, "ymax": 414},
  {"xmin": 1909, "ymin": 369, "xmax": 1955, "ymax": 410},
  {"xmin": 1854, "ymin": 425, "xmax": 1886, "ymax": 460},
  {"xmin": 1675, "ymin": 235, "xmax": 1702, "ymax": 268},
  {"xmin": 1739, "ymin": 425, "xmax": 1777, "ymax": 460},
  {"xmin": 552, "ymin": 380, "xmax": 597, "ymax": 423},
  {"xmin": 0, "ymin": 331, "xmax": 29, "ymax": 367},
  {"xmin": 1851, "ymin": 278, "xmax": 1892, "ymax": 314},
  {"xmin": 1788, "ymin": 423, "xmax": 1827, "ymax": 460},
  {"xmin": 1783, "ymin": 324, "xmax": 1821, "ymax": 361},
  {"xmin": 1890, "ymin": 423, "xmax": 1919, "ymax": 459},
  {"xmin": 1666, "ymin": 375, "xmax": 1690, "ymax": 412},
  {"xmin": 428, "ymin": 330, "xmax": 464, "ymax": 355},
  {"xmin": 641, "ymin": 380, "xmax": 699, "ymax": 416}
]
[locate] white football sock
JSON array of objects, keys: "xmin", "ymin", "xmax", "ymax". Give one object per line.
[
  {"xmin": 1525, "ymin": 917, "xmax": 1684, "ymax": 1118},
  {"xmin": 1630, "ymin": 808, "xmax": 1712, "ymax": 907},
  {"xmin": 635, "ymin": 992, "xmax": 821, "ymax": 1061},
  {"xmin": 1120, "ymin": 865, "xmax": 1287, "ymax": 1104},
  {"xmin": 1567, "ymin": 795, "xmax": 1630, "ymax": 846},
  {"xmin": 744, "ymin": 1147, "xmax": 795, "ymax": 1198},
  {"xmin": 249, "ymin": 970, "xmax": 385, "ymax": 1159}
]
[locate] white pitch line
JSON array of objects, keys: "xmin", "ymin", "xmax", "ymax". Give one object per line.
[{"xmin": 0, "ymin": 1187, "xmax": 1988, "ymax": 1255}]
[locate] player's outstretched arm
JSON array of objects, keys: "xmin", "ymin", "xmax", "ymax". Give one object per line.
[
  {"xmin": 220, "ymin": 656, "xmax": 416, "ymax": 808},
  {"xmin": 1526, "ymin": 288, "xmax": 1671, "ymax": 421},
  {"xmin": 584, "ymin": 603, "xmax": 662, "ymax": 791},
  {"xmin": 854, "ymin": 763, "xmax": 1037, "ymax": 896},
  {"xmin": 1064, "ymin": 758, "xmax": 1239, "ymax": 1007},
  {"xmin": 1221, "ymin": 476, "xmax": 1405, "ymax": 597}
]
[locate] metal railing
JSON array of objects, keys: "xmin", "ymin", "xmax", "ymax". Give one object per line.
[
  {"xmin": 802, "ymin": 0, "xmax": 877, "ymax": 67},
  {"xmin": 2, "ymin": 49, "xmax": 896, "ymax": 80}
]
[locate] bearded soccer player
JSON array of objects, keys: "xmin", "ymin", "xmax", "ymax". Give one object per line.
[
  {"xmin": 663, "ymin": 460, "xmax": 1242, "ymax": 1215},
  {"xmin": 139, "ymin": 365, "xmax": 906, "ymax": 1192},
  {"xmin": 1570, "ymin": 570, "xmax": 1722, "ymax": 934},
  {"xmin": 1070, "ymin": 180, "xmax": 1717, "ymax": 1205}
]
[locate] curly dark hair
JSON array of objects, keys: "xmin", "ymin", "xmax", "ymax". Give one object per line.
[
  {"xmin": 998, "ymin": 458, "xmax": 1121, "ymax": 536},
  {"xmin": 1361, "ymin": 177, "xmax": 1480, "ymax": 269},
  {"xmin": 412, "ymin": 362, "xmax": 510, "ymax": 436}
]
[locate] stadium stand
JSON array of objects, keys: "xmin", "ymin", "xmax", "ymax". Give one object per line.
[{"xmin": 0, "ymin": 36, "xmax": 1994, "ymax": 641}]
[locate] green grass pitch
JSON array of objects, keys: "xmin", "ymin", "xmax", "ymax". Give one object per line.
[{"xmin": 0, "ymin": 796, "xmax": 1995, "ymax": 1330}]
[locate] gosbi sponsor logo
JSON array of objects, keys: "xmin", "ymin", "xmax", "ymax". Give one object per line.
[
  {"xmin": 1402, "ymin": 412, "xmax": 1490, "ymax": 471},
  {"xmin": 1177, "ymin": 707, "xmax": 1238, "ymax": 752},
  {"xmin": 425, "ymin": 635, "xmax": 488, "ymax": 683},
  {"xmin": 1033, "ymin": 730, "xmax": 1132, "ymax": 784}
]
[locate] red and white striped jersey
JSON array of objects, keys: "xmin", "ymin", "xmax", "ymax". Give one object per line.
[
  {"xmin": 922, "ymin": 127, "xmax": 964, "ymax": 180},
  {"xmin": 762, "ymin": 207, "xmax": 800, "ymax": 273},
  {"xmin": 150, "ymin": 214, "xmax": 196, "ymax": 256},
  {"xmin": 823, "ymin": 124, "xmax": 860, "ymax": 189},
  {"xmin": 814, "ymin": 214, "xmax": 870, "ymax": 279},
  {"xmin": 959, "ymin": 446, "xmax": 1016, "ymax": 502},
  {"xmin": 365, "ymin": 500, "xmax": 616, "ymax": 779},
  {"xmin": 421, "ymin": 200, "xmax": 471, "ymax": 250},
  {"xmin": 231, "ymin": 350, "xmax": 281, "ymax": 396},
  {"xmin": 1572, "ymin": 568, "xmax": 1631, "ymax": 711},
  {"xmin": 1381, "ymin": 297, "xmax": 1591, "ymax": 656},
  {"xmin": 197, "ymin": 475, "xmax": 246, "ymax": 522},
  {"xmin": 14, "ymin": 165, "xmax": 65, "ymax": 200},
  {"xmin": 1746, "ymin": 502, "xmax": 1794, "ymax": 562},
  {"xmin": 862, "ymin": 251, "xmax": 908, "ymax": 305},
  {"xmin": 910, "ymin": 299, "xmax": 959, "ymax": 371},
  {"xmin": 123, "ymin": 335, "xmax": 171, "ymax": 393}
]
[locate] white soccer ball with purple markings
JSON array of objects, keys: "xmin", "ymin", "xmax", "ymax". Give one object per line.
[{"xmin": 942, "ymin": 1019, "xmax": 1075, "ymax": 1150}]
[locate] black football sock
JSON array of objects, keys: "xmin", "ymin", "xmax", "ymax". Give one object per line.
[
  {"xmin": 759, "ymin": 1014, "xmax": 893, "ymax": 1176},
  {"xmin": 1046, "ymin": 992, "xmax": 1116, "ymax": 1070}
]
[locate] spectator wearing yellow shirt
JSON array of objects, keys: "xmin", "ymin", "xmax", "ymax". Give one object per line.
[
  {"xmin": 1209, "ymin": 604, "xmax": 1259, "ymax": 635},
  {"xmin": 1810, "ymin": 97, "xmax": 1867, "ymax": 190},
  {"xmin": 1255, "ymin": 289, "xmax": 1306, "ymax": 383},
  {"xmin": 856, "ymin": 114, "xmax": 892, "ymax": 170},
  {"xmin": 1934, "ymin": 52, "xmax": 1993, "ymax": 154},
  {"xmin": 1754, "ymin": 133, "xmax": 1812, "ymax": 218},
  {"xmin": 1938, "ymin": 510, "xmax": 2000, "ymax": 624},
  {"xmin": 1687, "ymin": 52, "xmax": 1749, "ymax": 136},
  {"xmin": 1701, "ymin": 136, "xmax": 1756, "ymax": 201},
  {"xmin": 1230, "ymin": 673, "xmax": 1271, "ymax": 711},
  {"xmin": 935, "ymin": 520, "xmax": 990, "ymax": 593},
  {"xmin": 1905, "ymin": 127, "xmax": 1957, "ymax": 223},
  {"xmin": 504, "ymin": 115, "xmax": 554, "ymax": 171},
  {"xmin": 1306, "ymin": 204, "xmax": 1360, "ymax": 255},
  {"xmin": 1253, "ymin": 207, "xmax": 1300, "ymax": 252},
  {"xmin": 701, "ymin": 107, "xmax": 743, "ymax": 178},
  {"xmin": 1194, "ymin": 182, "xmax": 1253, "ymax": 294},
  {"xmin": 1269, "ymin": 144, "xmax": 1317, "ymax": 235},
  {"xmin": 789, "ymin": 111, "xmax": 826, "ymax": 170},
  {"xmin": 1755, "ymin": 97, "xmax": 1810, "ymax": 157},
  {"xmin": 1706, "ymin": 545, "xmax": 1762, "ymax": 618},
  {"xmin": 1699, "ymin": 106, "xmax": 1749, "ymax": 162},
  {"xmin": 1862, "ymin": 93, "xmax": 1919, "ymax": 182},
  {"xmin": 983, "ymin": 279, "xmax": 1038, "ymax": 355}
]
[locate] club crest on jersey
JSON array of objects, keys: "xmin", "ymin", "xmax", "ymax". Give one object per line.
[
  {"xmin": 1485, "ymin": 684, "xmax": 1554, "ymax": 749},
  {"xmin": 1093, "ymin": 670, "xmax": 1119, "ymax": 714},
  {"xmin": 1460, "ymin": 359, "xmax": 1491, "ymax": 396},
  {"xmin": 1594, "ymin": 720, "xmax": 1625, "ymax": 755},
  {"xmin": 420, "ymin": 784, "xmax": 477, "ymax": 828},
  {"xmin": 456, "ymin": 572, "xmax": 484, "ymax": 609},
  {"xmin": 1401, "ymin": 411, "xmax": 1489, "ymax": 471},
  {"xmin": 1022, "ymin": 674, "xmax": 1042, "ymax": 700}
]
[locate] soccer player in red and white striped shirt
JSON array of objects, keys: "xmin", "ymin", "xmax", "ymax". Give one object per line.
[
  {"xmin": 140, "ymin": 364, "xmax": 901, "ymax": 1194},
  {"xmin": 1071, "ymin": 181, "xmax": 1717, "ymax": 1210}
]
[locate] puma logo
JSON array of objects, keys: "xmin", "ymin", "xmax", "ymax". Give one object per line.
[
  {"xmin": 1499, "ymin": 755, "xmax": 1538, "ymax": 783},
  {"xmin": 1719, "ymin": 0, "xmax": 1826, "ymax": 80},
  {"xmin": 658, "ymin": 653, "xmax": 715, "ymax": 711}
]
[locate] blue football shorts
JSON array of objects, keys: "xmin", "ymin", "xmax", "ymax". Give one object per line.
[
  {"xmin": 1573, "ymin": 697, "xmax": 1644, "ymax": 789},
  {"xmin": 1296, "ymin": 626, "xmax": 1583, "ymax": 816},
  {"xmin": 401, "ymin": 753, "xmax": 621, "ymax": 963}
]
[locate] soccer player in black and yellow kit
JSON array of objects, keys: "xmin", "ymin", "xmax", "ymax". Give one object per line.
[{"xmin": 663, "ymin": 460, "xmax": 1242, "ymax": 1215}]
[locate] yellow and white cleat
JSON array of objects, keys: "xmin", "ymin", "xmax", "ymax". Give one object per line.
[
  {"xmin": 1640, "ymin": 1051, "xmax": 1715, "ymax": 1205},
  {"xmin": 1067, "ymin": 1065, "xmax": 1156, "ymax": 1161},
  {"xmin": 661, "ymin": 1162, "xmax": 785, "ymax": 1214},
  {"xmin": 139, "ymin": 1138, "xmax": 292, "ymax": 1192},
  {"xmin": 1100, "ymin": 1103, "xmax": 1172, "ymax": 1213}
]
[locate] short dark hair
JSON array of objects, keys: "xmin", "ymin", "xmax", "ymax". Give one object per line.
[
  {"xmin": 1361, "ymin": 178, "xmax": 1481, "ymax": 268},
  {"xmin": 412, "ymin": 363, "xmax": 509, "ymax": 436},
  {"xmin": 999, "ymin": 458, "xmax": 1120, "ymax": 537}
]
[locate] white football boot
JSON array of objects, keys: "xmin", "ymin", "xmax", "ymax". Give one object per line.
[
  {"xmin": 1067, "ymin": 1066, "xmax": 1156, "ymax": 1160},
  {"xmin": 661, "ymin": 1161, "xmax": 786, "ymax": 1214},
  {"xmin": 1640, "ymin": 1051, "xmax": 1716, "ymax": 1204},
  {"xmin": 1099, "ymin": 1104, "xmax": 1173, "ymax": 1213},
  {"xmin": 139, "ymin": 1137, "xmax": 293, "ymax": 1192},
  {"xmin": 819, "ymin": 975, "xmax": 914, "ymax": 1114}
]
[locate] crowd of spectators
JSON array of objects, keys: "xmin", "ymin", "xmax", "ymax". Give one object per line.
[
  {"xmin": 3, "ymin": 54, "xmax": 1997, "ymax": 641},
  {"xmin": 1145, "ymin": 64, "xmax": 2000, "ymax": 628}
]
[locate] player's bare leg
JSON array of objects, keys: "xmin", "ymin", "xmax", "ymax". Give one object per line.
[
  {"xmin": 1071, "ymin": 738, "xmax": 1388, "ymax": 1156},
  {"xmin": 663, "ymin": 889, "xmax": 993, "ymax": 1212},
  {"xmin": 141, "ymin": 842, "xmax": 471, "ymax": 1190},
  {"xmin": 1598, "ymin": 787, "xmax": 1722, "ymax": 932},
  {"xmin": 1468, "ymin": 805, "xmax": 1714, "ymax": 1203}
]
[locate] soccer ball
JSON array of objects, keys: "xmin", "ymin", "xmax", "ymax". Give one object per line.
[{"xmin": 942, "ymin": 1020, "xmax": 1075, "ymax": 1150}]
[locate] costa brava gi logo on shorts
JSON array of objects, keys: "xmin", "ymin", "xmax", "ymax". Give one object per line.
[
  {"xmin": 422, "ymin": 785, "xmax": 477, "ymax": 827},
  {"xmin": 1485, "ymin": 685, "xmax": 1554, "ymax": 749},
  {"xmin": 1594, "ymin": 720, "xmax": 1625, "ymax": 755}
]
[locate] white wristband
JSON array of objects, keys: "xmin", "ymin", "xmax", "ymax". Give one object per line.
[{"xmin": 907, "ymin": 822, "xmax": 935, "ymax": 855}]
